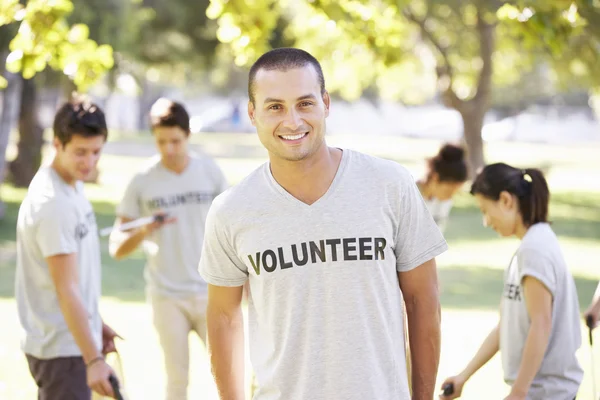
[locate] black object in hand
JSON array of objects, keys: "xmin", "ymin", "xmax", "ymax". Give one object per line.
[
  {"xmin": 109, "ymin": 374, "xmax": 124, "ymax": 400},
  {"xmin": 587, "ymin": 315, "xmax": 594, "ymax": 346},
  {"xmin": 441, "ymin": 382, "xmax": 454, "ymax": 396}
]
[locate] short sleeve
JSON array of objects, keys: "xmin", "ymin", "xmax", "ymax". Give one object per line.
[
  {"xmin": 395, "ymin": 175, "xmax": 448, "ymax": 272},
  {"xmin": 116, "ymin": 175, "xmax": 141, "ymax": 219},
  {"xmin": 36, "ymin": 202, "xmax": 79, "ymax": 257},
  {"xmin": 198, "ymin": 202, "xmax": 248, "ymax": 287},
  {"xmin": 207, "ymin": 158, "xmax": 229, "ymax": 194},
  {"xmin": 518, "ymin": 249, "xmax": 556, "ymax": 296},
  {"xmin": 215, "ymin": 163, "xmax": 229, "ymax": 194}
]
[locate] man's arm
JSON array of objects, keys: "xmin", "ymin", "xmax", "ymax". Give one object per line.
[
  {"xmin": 47, "ymin": 253, "xmax": 114, "ymax": 397},
  {"xmin": 109, "ymin": 214, "xmax": 174, "ymax": 260},
  {"xmin": 206, "ymin": 283, "xmax": 246, "ymax": 400},
  {"xmin": 109, "ymin": 216, "xmax": 147, "ymax": 260},
  {"xmin": 398, "ymin": 258, "xmax": 441, "ymax": 400},
  {"xmin": 508, "ymin": 276, "xmax": 552, "ymax": 398}
]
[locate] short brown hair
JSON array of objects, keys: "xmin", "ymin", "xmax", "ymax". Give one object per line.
[
  {"xmin": 149, "ymin": 98, "xmax": 190, "ymax": 135},
  {"xmin": 248, "ymin": 48, "xmax": 326, "ymax": 105},
  {"xmin": 53, "ymin": 96, "xmax": 108, "ymax": 146}
]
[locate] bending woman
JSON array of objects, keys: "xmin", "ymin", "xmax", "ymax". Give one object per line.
[
  {"xmin": 417, "ymin": 143, "xmax": 468, "ymax": 232},
  {"xmin": 439, "ymin": 163, "xmax": 583, "ymax": 400}
]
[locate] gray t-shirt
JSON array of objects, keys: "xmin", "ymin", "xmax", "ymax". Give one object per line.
[
  {"xmin": 15, "ymin": 166, "xmax": 102, "ymax": 359},
  {"xmin": 115, "ymin": 152, "xmax": 228, "ymax": 298},
  {"xmin": 423, "ymin": 197, "xmax": 453, "ymax": 233},
  {"xmin": 500, "ymin": 223, "xmax": 583, "ymax": 399},
  {"xmin": 199, "ymin": 149, "xmax": 448, "ymax": 400}
]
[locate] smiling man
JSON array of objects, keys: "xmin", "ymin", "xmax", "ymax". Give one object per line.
[
  {"xmin": 199, "ymin": 48, "xmax": 447, "ymax": 400},
  {"xmin": 15, "ymin": 97, "xmax": 118, "ymax": 399}
]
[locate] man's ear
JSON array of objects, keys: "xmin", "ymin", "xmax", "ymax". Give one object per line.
[
  {"xmin": 248, "ymin": 101, "xmax": 256, "ymax": 127},
  {"xmin": 323, "ymin": 91, "xmax": 330, "ymax": 117},
  {"xmin": 53, "ymin": 137, "xmax": 62, "ymax": 152}
]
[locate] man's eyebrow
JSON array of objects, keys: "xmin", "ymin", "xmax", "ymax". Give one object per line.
[{"xmin": 263, "ymin": 94, "xmax": 317, "ymax": 104}]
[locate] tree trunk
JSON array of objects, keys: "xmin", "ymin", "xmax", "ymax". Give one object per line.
[
  {"xmin": 0, "ymin": 72, "xmax": 22, "ymax": 219},
  {"xmin": 8, "ymin": 76, "xmax": 44, "ymax": 188},
  {"xmin": 460, "ymin": 107, "xmax": 486, "ymax": 177}
]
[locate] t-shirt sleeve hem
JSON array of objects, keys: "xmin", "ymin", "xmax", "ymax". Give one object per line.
[
  {"xmin": 396, "ymin": 240, "xmax": 448, "ymax": 272},
  {"xmin": 519, "ymin": 269, "xmax": 556, "ymax": 296},
  {"xmin": 42, "ymin": 247, "xmax": 78, "ymax": 258},
  {"xmin": 200, "ymin": 271, "xmax": 247, "ymax": 287}
]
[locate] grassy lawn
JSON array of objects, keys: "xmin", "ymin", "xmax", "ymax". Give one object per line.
[{"xmin": 1, "ymin": 133, "xmax": 600, "ymax": 399}]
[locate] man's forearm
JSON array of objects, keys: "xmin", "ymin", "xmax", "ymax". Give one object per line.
[
  {"xmin": 57, "ymin": 286, "xmax": 101, "ymax": 363},
  {"xmin": 511, "ymin": 319, "xmax": 551, "ymax": 395},
  {"xmin": 405, "ymin": 296, "xmax": 441, "ymax": 400},
  {"xmin": 207, "ymin": 306, "xmax": 245, "ymax": 400},
  {"xmin": 109, "ymin": 228, "xmax": 146, "ymax": 260}
]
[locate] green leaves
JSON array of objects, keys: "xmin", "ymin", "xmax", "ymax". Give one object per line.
[
  {"xmin": 208, "ymin": 0, "xmax": 600, "ymax": 102},
  {"xmin": 0, "ymin": 0, "xmax": 113, "ymax": 91}
]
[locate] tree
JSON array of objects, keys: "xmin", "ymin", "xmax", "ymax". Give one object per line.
[
  {"xmin": 206, "ymin": 0, "xmax": 600, "ymax": 174},
  {"xmin": 0, "ymin": 0, "xmax": 114, "ymax": 188}
]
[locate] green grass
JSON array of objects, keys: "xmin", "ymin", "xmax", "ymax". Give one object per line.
[{"xmin": 1, "ymin": 134, "xmax": 600, "ymax": 399}]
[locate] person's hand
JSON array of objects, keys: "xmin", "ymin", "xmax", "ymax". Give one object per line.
[
  {"xmin": 438, "ymin": 374, "xmax": 467, "ymax": 399},
  {"xmin": 584, "ymin": 303, "xmax": 600, "ymax": 329},
  {"xmin": 102, "ymin": 323, "xmax": 123, "ymax": 355},
  {"xmin": 140, "ymin": 211, "xmax": 176, "ymax": 235},
  {"xmin": 87, "ymin": 358, "xmax": 115, "ymax": 398}
]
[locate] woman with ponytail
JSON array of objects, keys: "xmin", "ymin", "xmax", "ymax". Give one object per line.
[
  {"xmin": 439, "ymin": 163, "xmax": 583, "ymax": 400},
  {"xmin": 417, "ymin": 143, "xmax": 468, "ymax": 232}
]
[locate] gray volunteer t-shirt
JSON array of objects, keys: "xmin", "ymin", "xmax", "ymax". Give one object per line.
[
  {"xmin": 15, "ymin": 166, "xmax": 102, "ymax": 359},
  {"xmin": 115, "ymin": 152, "xmax": 228, "ymax": 298},
  {"xmin": 200, "ymin": 149, "xmax": 448, "ymax": 400},
  {"xmin": 500, "ymin": 223, "xmax": 583, "ymax": 399}
]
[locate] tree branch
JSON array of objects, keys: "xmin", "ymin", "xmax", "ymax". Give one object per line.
[{"xmin": 402, "ymin": 6, "xmax": 464, "ymax": 111}]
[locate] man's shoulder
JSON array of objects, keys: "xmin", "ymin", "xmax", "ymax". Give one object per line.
[
  {"xmin": 123, "ymin": 156, "xmax": 162, "ymax": 187},
  {"xmin": 346, "ymin": 149, "xmax": 414, "ymax": 184},
  {"xmin": 209, "ymin": 163, "xmax": 268, "ymax": 214},
  {"xmin": 24, "ymin": 167, "xmax": 72, "ymax": 210}
]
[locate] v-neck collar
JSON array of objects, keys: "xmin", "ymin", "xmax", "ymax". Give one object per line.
[
  {"xmin": 159, "ymin": 155, "xmax": 193, "ymax": 178},
  {"xmin": 265, "ymin": 148, "xmax": 349, "ymax": 209}
]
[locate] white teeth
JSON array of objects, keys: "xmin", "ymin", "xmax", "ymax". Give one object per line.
[{"xmin": 281, "ymin": 132, "xmax": 306, "ymax": 140}]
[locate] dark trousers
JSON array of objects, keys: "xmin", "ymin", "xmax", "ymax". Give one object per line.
[{"xmin": 26, "ymin": 354, "xmax": 91, "ymax": 400}]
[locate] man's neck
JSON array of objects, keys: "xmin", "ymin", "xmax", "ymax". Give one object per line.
[
  {"xmin": 51, "ymin": 158, "xmax": 76, "ymax": 187},
  {"xmin": 270, "ymin": 144, "xmax": 342, "ymax": 205},
  {"xmin": 162, "ymin": 154, "xmax": 189, "ymax": 174}
]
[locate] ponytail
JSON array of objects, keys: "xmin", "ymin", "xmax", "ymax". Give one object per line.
[{"xmin": 519, "ymin": 168, "xmax": 549, "ymax": 226}]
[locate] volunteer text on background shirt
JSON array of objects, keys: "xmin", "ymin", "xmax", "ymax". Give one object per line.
[
  {"xmin": 115, "ymin": 152, "xmax": 228, "ymax": 298},
  {"xmin": 200, "ymin": 149, "xmax": 448, "ymax": 400},
  {"xmin": 15, "ymin": 166, "xmax": 102, "ymax": 358},
  {"xmin": 501, "ymin": 223, "xmax": 583, "ymax": 400}
]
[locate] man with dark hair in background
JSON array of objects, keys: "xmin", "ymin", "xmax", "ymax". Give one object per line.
[
  {"xmin": 16, "ymin": 97, "xmax": 119, "ymax": 399},
  {"xmin": 200, "ymin": 47, "xmax": 446, "ymax": 400},
  {"xmin": 109, "ymin": 98, "xmax": 228, "ymax": 400}
]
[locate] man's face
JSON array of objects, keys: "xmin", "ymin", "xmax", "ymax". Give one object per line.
[
  {"xmin": 153, "ymin": 126, "xmax": 189, "ymax": 166},
  {"xmin": 248, "ymin": 65, "xmax": 330, "ymax": 162},
  {"xmin": 54, "ymin": 134, "xmax": 105, "ymax": 182}
]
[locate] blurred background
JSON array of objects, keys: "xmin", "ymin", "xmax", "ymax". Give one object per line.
[{"xmin": 0, "ymin": 0, "xmax": 599, "ymax": 399}]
